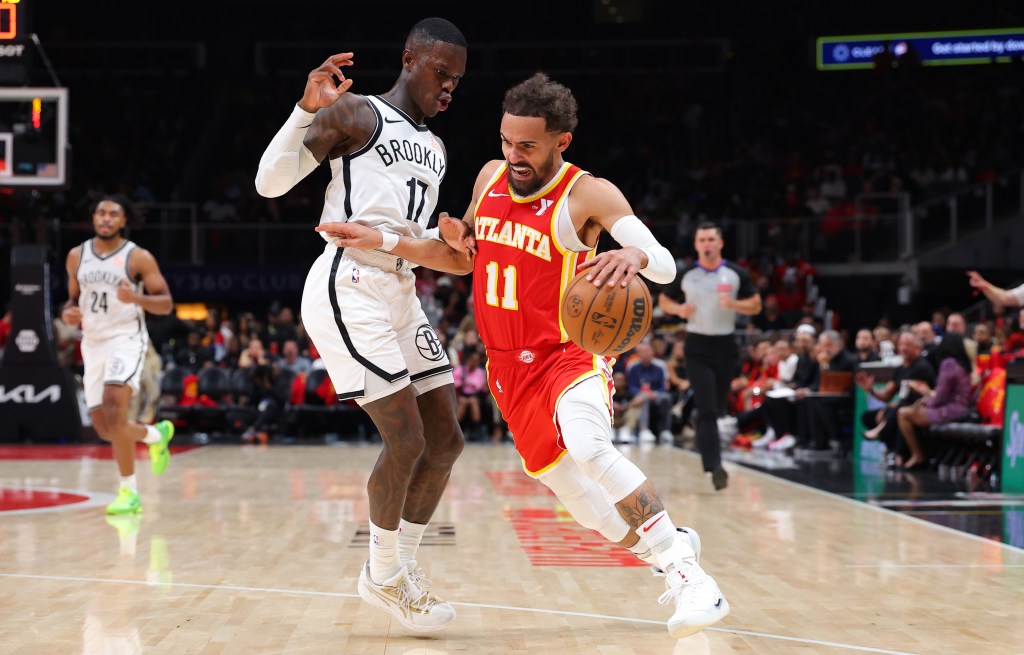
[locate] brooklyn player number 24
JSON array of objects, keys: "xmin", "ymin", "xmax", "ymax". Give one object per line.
[{"xmin": 90, "ymin": 291, "xmax": 108, "ymax": 313}]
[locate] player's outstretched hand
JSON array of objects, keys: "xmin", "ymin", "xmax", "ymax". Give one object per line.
[
  {"xmin": 316, "ymin": 222, "xmax": 386, "ymax": 250},
  {"xmin": 576, "ymin": 247, "xmax": 644, "ymax": 287},
  {"xmin": 298, "ymin": 53, "xmax": 355, "ymax": 113},
  {"xmin": 438, "ymin": 213, "xmax": 476, "ymax": 260},
  {"xmin": 966, "ymin": 270, "xmax": 988, "ymax": 292}
]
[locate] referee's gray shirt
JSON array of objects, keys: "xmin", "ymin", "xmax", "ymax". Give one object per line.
[{"xmin": 666, "ymin": 261, "xmax": 757, "ymax": 336}]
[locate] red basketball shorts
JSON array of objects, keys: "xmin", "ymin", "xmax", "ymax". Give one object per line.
[{"xmin": 486, "ymin": 342, "xmax": 613, "ymax": 476}]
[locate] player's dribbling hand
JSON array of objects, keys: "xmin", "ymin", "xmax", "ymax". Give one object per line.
[
  {"xmin": 62, "ymin": 306, "xmax": 82, "ymax": 326},
  {"xmin": 117, "ymin": 281, "xmax": 137, "ymax": 304},
  {"xmin": 315, "ymin": 222, "xmax": 384, "ymax": 250},
  {"xmin": 299, "ymin": 53, "xmax": 355, "ymax": 112},
  {"xmin": 577, "ymin": 247, "xmax": 644, "ymax": 287},
  {"xmin": 438, "ymin": 213, "xmax": 476, "ymax": 260}
]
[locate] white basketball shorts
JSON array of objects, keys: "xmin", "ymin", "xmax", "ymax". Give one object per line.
[
  {"xmin": 301, "ymin": 243, "xmax": 454, "ymax": 406},
  {"xmin": 81, "ymin": 332, "xmax": 149, "ymax": 411}
]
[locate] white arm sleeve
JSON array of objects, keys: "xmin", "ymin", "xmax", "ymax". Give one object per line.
[
  {"xmin": 608, "ymin": 215, "xmax": 676, "ymax": 284},
  {"xmin": 254, "ymin": 104, "xmax": 321, "ymax": 198},
  {"xmin": 422, "ymin": 227, "xmax": 440, "ymax": 241}
]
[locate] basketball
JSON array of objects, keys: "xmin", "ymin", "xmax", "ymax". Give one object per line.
[{"xmin": 560, "ymin": 271, "xmax": 652, "ymax": 356}]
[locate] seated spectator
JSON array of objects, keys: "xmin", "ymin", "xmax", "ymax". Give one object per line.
[
  {"xmin": 665, "ymin": 339, "xmax": 694, "ymax": 430},
  {"xmin": 913, "ymin": 321, "xmax": 941, "ymax": 369},
  {"xmin": 612, "ymin": 371, "xmax": 644, "ymax": 444},
  {"xmin": 762, "ymin": 325, "xmax": 818, "ymax": 450},
  {"xmin": 896, "ymin": 333, "xmax": 973, "ymax": 469},
  {"xmin": 859, "ymin": 331, "xmax": 936, "ymax": 455},
  {"xmin": 854, "ymin": 328, "xmax": 880, "ymax": 363},
  {"xmin": 175, "ymin": 331, "xmax": 213, "ymax": 369},
  {"xmin": 751, "ymin": 294, "xmax": 788, "ymax": 333},
  {"xmin": 279, "ymin": 339, "xmax": 312, "ymax": 375},
  {"xmin": 453, "ymin": 349, "xmax": 489, "ymax": 440},
  {"xmin": 803, "ymin": 329, "xmax": 858, "ymax": 451},
  {"xmin": 263, "ymin": 305, "xmax": 299, "ymax": 358},
  {"xmin": 238, "ymin": 337, "xmax": 270, "ymax": 369},
  {"xmin": 240, "ymin": 363, "xmax": 290, "ymax": 445},
  {"xmin": 625, "ymin": 341, "xmax": 674, "ymax": 444}
]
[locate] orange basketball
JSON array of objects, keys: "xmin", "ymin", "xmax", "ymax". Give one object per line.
[{"xmin": 560, "ymin": 271, "xmax": 652, "ymax": 356}]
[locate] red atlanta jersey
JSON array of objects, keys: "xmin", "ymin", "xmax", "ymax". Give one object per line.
[{"xmin": 472, "ymin": 162, "xmax": 594, "ymax": 352}]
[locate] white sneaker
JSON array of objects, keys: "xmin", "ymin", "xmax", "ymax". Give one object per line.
[
  {"xmin": 639, "ymin": 429, "xmax": 657, "ymax": 444},
  {"xmin": 659, "ymin": 429, "xmax": 675, "ymax": 443},
  {"xmin": 615, "ymin": 427, "xmax": 634, "ymax": 444},
  {"xmin": 768, "ymin": 434, "xmax": 797, "ymax": 452},
  {"xmin": 751, "ymin": 428, "xmax": 776, "ymax": 449},
  {"xmin": 660, "ymin": 560, "xmax": 730, "ymax": 638},
  {"xmin": 357, "ymin": 560, "xmax": 455, "ymax": 632},
  {"xmin": 647, "ymin": 526, "xmax": 703, "ymax": 570}
]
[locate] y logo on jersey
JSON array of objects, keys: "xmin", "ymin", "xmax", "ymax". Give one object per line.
[{"xmin": 535, "ymin": 198, "xmax": 554, "ymax": 216}]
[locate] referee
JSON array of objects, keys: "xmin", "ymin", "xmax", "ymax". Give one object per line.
[{"xmin": 659, "ymin": 222, "xmax": 762, "ymax": 490}]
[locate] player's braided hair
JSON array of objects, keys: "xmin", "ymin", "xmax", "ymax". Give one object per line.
[{"xmin": 502, "ymin": 72, "xmax": 578, "ymax": 134}]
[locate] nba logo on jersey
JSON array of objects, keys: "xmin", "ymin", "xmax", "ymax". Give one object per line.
[{"xmin": 352, "ymin": 268, "xmax": 360, "ymax": 284}]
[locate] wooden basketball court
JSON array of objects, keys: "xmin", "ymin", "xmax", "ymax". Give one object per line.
[{"xmin": 0, "ymin": 442, "xmax": 1020, "ymax": 654}]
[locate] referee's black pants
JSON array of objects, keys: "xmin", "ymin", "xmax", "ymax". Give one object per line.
[{"xmin": 684, "ymin": 333, "xmax": 737, "ymax": 473}]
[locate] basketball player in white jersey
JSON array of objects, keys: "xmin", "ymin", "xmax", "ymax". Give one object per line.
[
  {"xmin": 61, "ymin": 195, "xmax": 176, "ymax": 516},
  {"xmin": 255, "ymin": 19, "xmax": 468, "ymax": 632}
]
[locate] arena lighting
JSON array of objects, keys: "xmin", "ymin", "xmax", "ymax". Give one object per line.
[
  {"xmin": 817, "ymin": 27, "xmax": 1024, "ymax": 70},
  {"xmin": 30, "ymin": 96, "xmax": 39, "ymax": 128}
]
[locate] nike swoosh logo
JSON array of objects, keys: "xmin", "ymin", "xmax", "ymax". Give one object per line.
[
  {"xmin": 642, "ymin": 514, "xmax": 666, "ymax": 532},
  {"xmin": 384, "ymin": 117, "xmax": 403, "ymax": 123},
  {"xmin": 487, "ymin": 189, "xmax": 510, "ymax": 197},
  {"xmin": 715, "ymin": 598, "xmax": 723, "ymax": 608}
]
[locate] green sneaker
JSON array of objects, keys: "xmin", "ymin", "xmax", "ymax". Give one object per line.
[
  {"xmin": 149, "ymin": 420, "xmax": 175, "ymax": 476},
  {"xmin": 106, "ymin": 487, "xmax": 142, "ymax": 515}
]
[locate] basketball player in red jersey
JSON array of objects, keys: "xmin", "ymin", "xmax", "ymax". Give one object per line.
[{"xmin": 319, "ymin": 73, "xmax": 729, "ymax": 638}]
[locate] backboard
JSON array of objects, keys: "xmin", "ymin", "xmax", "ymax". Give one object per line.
[{"xmin": 0, "ymin": 86, "xmax": 68, "ymax": 187}]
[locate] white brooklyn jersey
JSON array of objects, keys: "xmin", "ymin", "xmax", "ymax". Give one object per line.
[
  {"xmin": 319, "ymin": 95, "xmax": 446, "ymax": 240},
  {"xmin": 76, "ymin": 239, "xmax": 147, "ymax": 342}
]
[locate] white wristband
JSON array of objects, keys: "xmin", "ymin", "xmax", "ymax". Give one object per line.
[{"xmin": 380, "ymin": 232, "xmax": 400, "ymax": 252}]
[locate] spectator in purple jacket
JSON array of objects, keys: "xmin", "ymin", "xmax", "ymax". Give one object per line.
[{"xmin": 896, "ymin": 332, "xmax": 973, "ymax": 469}]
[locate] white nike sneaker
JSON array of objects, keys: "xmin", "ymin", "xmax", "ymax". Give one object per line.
[
  {"xmin": 357, "ymin": 560, "xmax": 455, "ymax": 632},
  {"xmin": 639, "ymin": 429, "xmax": 657, "ymax": 444},
  {"xmin": 648, "ymin": 526, "xmax": 702, "ymax": 571},
  {"xmin": 660, "ymin": 559, "xmax": 730, "ymax": 638}
]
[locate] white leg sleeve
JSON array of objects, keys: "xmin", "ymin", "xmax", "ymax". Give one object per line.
[
  {"xmin": 536, "ymin": 456, "xmax": 631, "ymax": 543},
  {"xmin": 255, "ymin": 104, "xmax": 321, "ymax": 198},
  {"xmin": 556, "ymin": 376, "xmax": 647, "ymax": 502}
]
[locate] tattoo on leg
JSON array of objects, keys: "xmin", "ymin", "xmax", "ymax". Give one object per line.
[{"xmin": 615, "ymin": 480, "xmax": 665, "ymax": 531}]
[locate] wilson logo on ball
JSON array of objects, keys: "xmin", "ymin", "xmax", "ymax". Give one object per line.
[{"xmin": 611, "ymin": 298, "xmax": 649, "ymax": 353}]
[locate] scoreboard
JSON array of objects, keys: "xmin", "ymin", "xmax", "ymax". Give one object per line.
[{"xmin": 0, "ymin": 0, "xmax": 30, "ymax": 83}]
